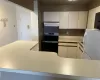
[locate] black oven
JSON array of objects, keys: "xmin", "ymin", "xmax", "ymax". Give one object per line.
[{"xmin": 41, "ymin": 22, "xmax": 59, "ymax": 53}]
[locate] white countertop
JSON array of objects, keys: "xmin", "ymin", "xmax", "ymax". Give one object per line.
[
  {"xmin": 0, "ymin": 41, "xmax": 100, "ymax": 79},
  {"xmin": 59, "ymin": 36, "xmax": 83, "ymax": 42},
  {"xmin": 0, "ymin": 40, "xmax": 38, "ymax": 51}
]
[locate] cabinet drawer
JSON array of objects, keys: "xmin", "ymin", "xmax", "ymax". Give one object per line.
[{"xmin": 59, "ymin": 42, "xmax": 77, "ymax": 47}]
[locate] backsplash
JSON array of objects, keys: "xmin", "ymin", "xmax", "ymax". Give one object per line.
[{"xmin": 59, "ymin": 29, "xmax": 85, "ymax": 36}]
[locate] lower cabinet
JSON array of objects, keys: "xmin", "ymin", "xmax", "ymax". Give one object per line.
[
  {"xmin": 58, "ymin": 45, "xmax": 77, "ymax": 58},
  {"xmin": 67, "ymin": 47, "xmax": 77, "ymax": 58},
  {"xmin": 77, "ymin": 43, "xmax": 91, "ymax": 60},
  {"xmin": 58, "ymin": 46, "xmax": 67, "ymax": 58},
  {"xmin": 77, "ymin": 47, "xmax": 83, "ymax": 59},
  {"xmin": 58, "ymin": 42, "xmax": 91, "ymax": 59},
  {"xmin": 82, "ymin": 52, "xmax": 91, "ymax": 60}
]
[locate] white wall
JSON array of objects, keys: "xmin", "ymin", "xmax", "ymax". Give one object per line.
[
  {"xmin": 30, "ymin": 0, "xmax": 38, "ymax": 41},
  {"xmin": 16, "ymin": 6, "xmax": 32, "ymax": 40},
  {"xmin": 31, "ymin": 12, "xmax": 38, "ymax": 41},
  {"xmin": 0, "ymin": 1, "xmax": 18, "ymax": 47},
  {"xmin": 0, "ymin": 0, "xmax": 39, "ymax": 47},
  {"xmin": 87, "ymin": 6, "xmax": 100, "ymax": 29},
  {"xmin": 16, "ymin": 0, "xmax": 38, "ymax": 41}
]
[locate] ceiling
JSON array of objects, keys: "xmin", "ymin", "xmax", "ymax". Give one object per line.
[
  {"xmin": 40, "ymin": 0, "xmax": 93, "ymax": 5},
  {"xmin": 9, "ymin": 0, "xmax": 34, "ymax": 10}
]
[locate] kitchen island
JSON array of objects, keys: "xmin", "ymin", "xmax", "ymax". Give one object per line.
[{"xmin": 0, "ymin": 41, "xmax": 100, "ymax": 80}]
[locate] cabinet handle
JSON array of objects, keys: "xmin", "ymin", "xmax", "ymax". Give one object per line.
[
  {"xmin": 79, "ymin": 43, "xmax": 83, "ymax": 48},
  {"xmin": 79, "ymin": 47, "xmax": 83, "ymax": 52}
]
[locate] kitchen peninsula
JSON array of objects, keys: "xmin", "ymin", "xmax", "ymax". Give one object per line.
[{"xmin": 0, "ymin": 41, "xmax": 100, "ymax": 80}]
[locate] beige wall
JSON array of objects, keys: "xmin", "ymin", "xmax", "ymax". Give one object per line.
[{"xmin": 87, "ymin": 6, "xmax": 100, "ymax": 29}]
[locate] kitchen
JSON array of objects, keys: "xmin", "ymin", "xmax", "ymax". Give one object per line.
[
  {"xmin": 37, "ymin": 0, "xmax": 99, "ymax": 60},
  {"xmin": 1, "ymin": 0, "xmax": 100, "ymax": 80},
  {"xmin": 1, "ymin": 0, "xmax": 100, "ymax": 60}
]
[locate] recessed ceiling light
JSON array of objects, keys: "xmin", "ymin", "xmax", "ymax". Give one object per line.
[
  {"xmin": 68, "ymin": 0, "xmax": 77, "ymax": 1},
  {"xmin": 68, "ymin": 0, "xmax": 73, "ymax": 1}
]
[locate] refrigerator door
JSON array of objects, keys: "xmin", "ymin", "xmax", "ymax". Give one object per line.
[{"xmin": 84, "ymin": 29, "xmax": 100, "ymax": 60}]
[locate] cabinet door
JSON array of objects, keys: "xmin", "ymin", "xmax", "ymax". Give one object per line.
[
  {"xmin": 44, "ymin": 12, "xmax": 60, "ymax": 22},
  {"xmin": 67, "ymin": 47, "xmax": 77, "ymax": 58},
  {"xmin": 78, "ymin": 11, "xmax": 88, "ymax": 29},
  {"xmin": 69, "ymin": 11, "xmax": 78, "ymax": 29},
  {"xmin": 59, "ymin": 12, "xmax": 69, "ymax": 29},
  {"xmin": 58, "ymin": 46, "xmax": 67, "ymax": 58},
  {"xmin": 82, "ymin": 53, "xmax": 91, "ymax": 60},
  {"xmin": 77, "ymin": 47, "xmax": 83, "ymax": 59}
]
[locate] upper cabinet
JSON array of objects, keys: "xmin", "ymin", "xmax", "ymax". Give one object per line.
[
  {"xmin": 69, "ymin": 11, "xmax": 79, "ymax": 29},
  {"xmin": 78, "ymin": 11, "xmax": 88, "ymax": 29},
  {"xmin": 43, "ymin": 12, "xmax": 60, "ymax": 22},
  {"xmin": 59, "ymin": 12, "xmax": 69, "ymax": 29},
  {"xmin": 43, "ymin": 11, "xmax": 88, "ymax": 29},
  {"xmin": 59, "ymin": 11, "xmax": 88, "ymax": 29}
]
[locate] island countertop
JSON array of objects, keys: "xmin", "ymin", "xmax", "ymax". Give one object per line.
[{"xmin": 0, "ymin": 41, "xmax": 100, "ymax": 79}]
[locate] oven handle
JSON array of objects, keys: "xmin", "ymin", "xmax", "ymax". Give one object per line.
[{"xmin": 43, "ymin": 41, "xmax": 58, "ymax": 43}]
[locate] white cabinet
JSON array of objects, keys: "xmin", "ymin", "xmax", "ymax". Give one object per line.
[
  {"xmin": 68, "ymin": 11, "xmax": 79, "ymax": 29},
  {"xmin": 43, "ymin": 12, "xmax": 60, "ymax": 22},
  {"xmin": 43, "ymin": 11, "xmax": 88, "ymax": 29},
  {"xmin": 59, "ymin": 12, "xmax": 69, "ymax": 29},
  {"xmin": 77, "ymin": 48, "xmax": 91, "ymax": 60},
  {"xmin": 78, "ymin": 11, "xmax": 88, "ymax": 29},
  {"xmin": 58, "ymin": 43, "xmax": 77, "ymax": 58},
  {"xmin": 67, "ymin": 47, "xmax": 77, "ymax": 58},
  {"xmin": 77, "ymin": 47, "xmax": 83, "ymax": 59},
  {"xmin": 59, "ymin": 11, "xmax": 88, "ymax": 29},
  {"xmin": 77, "ymin": 47, "xmax": 82, "ymax": 59},
  {"xmin": 77, "ymin": 43, "xmax": 91, "ymax": 60},
  {"xmin": 58, "ymin": 46, "xmax": 67, "ymax": 58}
]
